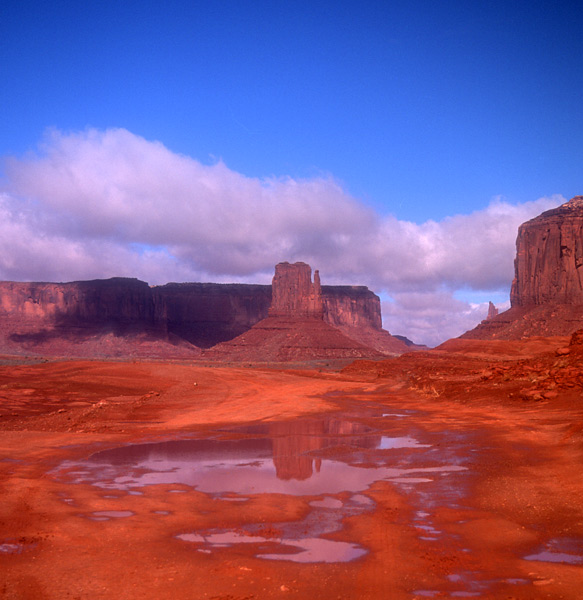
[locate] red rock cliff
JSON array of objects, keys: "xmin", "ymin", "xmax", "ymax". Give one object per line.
[
  {"xmin": 463, "ymin": 196, "xmax": 583, "ymax": 340},
  {"xmin": 0, "ymin": 278, "xmax": 159, "ymax": 335},
  {"xmin": 0, "ymin": 268, "xmax": 408, "ymax": 355},
  {"xmin": 152, "ymin": 283, "xmax": 272, "ymax": 348},
  {"xmin": 204, "ymin": 262, "xmax": 413, "ymax": 360},
  {"xmin": 511, "ymin": 196, "xmax": 583, "ymax": 306},
  {"xmin": 322, "ymin": 285, "xmax": 382, "ymax": 330},
  {"xmin": 268, "ymin": 262, "xmax": 324, "ymax": 318}
]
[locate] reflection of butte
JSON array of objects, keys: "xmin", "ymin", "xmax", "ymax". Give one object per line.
[
  {"xmin": 270, "ymin": 421, "xmax": 326, "ymax": 480},
  {"xmin": 269, "ymin": 419, "xmax": 380, "ymax": 481}
]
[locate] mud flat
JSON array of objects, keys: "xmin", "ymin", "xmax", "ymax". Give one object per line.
[{"xmin": 1, "ymin": 356, "xmax": 583, "ymax": 599}]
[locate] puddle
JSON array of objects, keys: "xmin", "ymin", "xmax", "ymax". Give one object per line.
[
  {"xmin": 177, "ymin": 492, "xmax": 372, "ymax": 563},
  {"xmin": 53, "ymin": 437, "xmax": 465, "ymax": 499},
  {"xmin": 415, "ymin": 523, "xmax": 442, "ymax": 540},
  {"xmin": 379, "ymin": 436, "xmax": 431, "ymax": 449},
  {"xmin": 88, "ymin": 510, "xmax": 134, "ymax": 521},
  {"xmin": 0, "ymin": 539, "xmax": 38, "ymax": 555},
  {"xmin": 524, "ymin": 538, "xmax": 583, "ymax": 565},
  {"xmin": 352, "ymin": 494, "xmax": 373, "ymax": 505},
  {"xmin": 176, "ymin": 530, "xmax": 366, "ymax": 563},
  {"xmin": 0, "ymin": 542, "xmax": 25, "ymax": 554},
  {"xmin": 526, "ymin": 550, "xmax": 583, "ymax": 564},
  {"xmin": 51, "ymin": 414, "xmax": 469, "ymax": 564}
]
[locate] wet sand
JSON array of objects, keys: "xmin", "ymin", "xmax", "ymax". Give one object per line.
[{"xmin": 1, "ymin": 357, "xmax": 583, "ymax": 599}]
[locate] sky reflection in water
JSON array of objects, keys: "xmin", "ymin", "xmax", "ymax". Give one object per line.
[{"xmin": 52, "ymin": 415, "xmax": 468, "ymax": 563}]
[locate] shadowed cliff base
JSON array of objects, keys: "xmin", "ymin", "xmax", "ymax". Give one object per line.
[
  {"xmin": 5, "ymin": 329, "xmax": 201, "ymax": 360},
  {"xmin": 202, "ymin": 316, "xmax": 385, "ymax": 362}
]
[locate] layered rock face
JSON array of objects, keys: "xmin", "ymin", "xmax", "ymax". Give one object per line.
[
  {"xmin": 152, "ymin": 283, "xmax": 272, "ymax": 348},
  {"xmin": 0, "ymin": 278, "xmax": 200, "ymax": 358},
  {"xmin": 511, "ymin": 196, "xmax": 583, "ymax": 306},
  {"xmin": 0, "ymin": 278, "xmax": 158, "ymax": 334},
  {"xmin": 204, "ymin": 262, "xmax": 410, "ymax": 361},
  {"xmin": 463, "ymin": 196, "xmax": 583, "ymax": 340},
  {"xmin": 0, "ymin": 262, "xmax": 410, "ymax": 357},
  {"xmin": 322, "ymin": 285, "xmax": 382, "ymax": 330},
  {"xmin": 152, "ymin": 277, "xmax": 385, "ymax": 348},
  {"xmin": 269, "ymin": 262, "xmax": 323, "ymax": 318}
]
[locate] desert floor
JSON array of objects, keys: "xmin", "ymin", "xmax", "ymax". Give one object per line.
[{"xmin": 1, "ymin": 345, "xmax": 583, "ymax": 599}]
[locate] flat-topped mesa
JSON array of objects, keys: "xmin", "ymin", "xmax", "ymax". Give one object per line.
[
  {"xmin": 268, "ymin": 262, "xmax": 324, "ymax": 318},
  {"xmin": 511, "ymin": 195, "xmax": 583, "ymax": 306}
]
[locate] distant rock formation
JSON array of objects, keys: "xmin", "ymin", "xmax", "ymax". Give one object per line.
[
  {"xmin": 151, "ymin": 279, "xmax": 388, "ymax": 349},
  {"xmin": 463, "ymin": 196, "xmax": 583, "ymax": 340},
  {"xmin": 486, "ymin": 302, "xmax": 499, "ymax": 320},
  {"xmin": 511, "ymin": 196, "xmax": 583, "ymax": 306},
  {"xmin": 393, "ymin": 334, "xmax": 428, "ymax": 350},
  {"xmin": 269, "ymin": 262, "xmax": 323, "ymax": 318},
  {"xmin": 0, "ymin": 264, "xmax": 413, "ymax": 358},
  {"xmin": 0, "ymin": 278, "xmax": 158, "ymax": 334},
  {"xmin": 204, "ymin": 262, "xmax": 410, "ymax": 362},
  {"xmin": 152, "ymin": 282, "xmax": 272, "ymax": 348},
  {"xmin": 0, "ymin": 278, "xmax": 200, "ymax": 359}
]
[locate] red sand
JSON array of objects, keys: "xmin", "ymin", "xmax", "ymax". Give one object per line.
[{"xmin": 1, "ymin": 340, "xmax": 583, "ymax": 599}]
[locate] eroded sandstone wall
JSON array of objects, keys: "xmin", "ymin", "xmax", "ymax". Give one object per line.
[
  {"xmin": 463, "ymin": 196, "xmax": 583, "ymax": 340},
  {"xmin": 0, "ymin": 273, "xmax": 386, "ymax": 350},
  {"xmin": 268, "ymin": 262, "xmax": 324, "ymax": 318},
  {"xmin": 152, "ymin": 283, "xmax": 272, "ymax": 348},
  {"xmin": 321, "ymin": 285, "xmax": 382, "ymax": 330},
  {"xmin": 0, "ymin": 278, "xmax": 159, "ymax": 336},
  {"xmin": 511, "ymin": 196, "xmax": 583, "ymax": 306}
]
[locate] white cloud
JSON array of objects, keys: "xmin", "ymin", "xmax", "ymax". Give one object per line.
[
  {"xmin": 382, "ymin": 292, "xmax": 511, "ymax": 348},
  {"xmin": 0, "ymin": 127, "xmax": 563, "ymax": 345}
]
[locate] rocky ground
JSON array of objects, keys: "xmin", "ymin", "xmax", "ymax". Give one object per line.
[{"xmin": 1, "ymin": 338, "xmax": 583, "ymax": 599}]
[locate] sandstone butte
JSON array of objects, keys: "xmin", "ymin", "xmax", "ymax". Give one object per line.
[
  {"xmin": 203, "ymin": 261, "xmax": 410, "ymax": 362},
  {"xmin": 0, "ymin": 262, "xmax": 412, "ymax": 360},
  {"xmin": 461, "ymin": 195, "xmax": 583, "ymax": 340}
]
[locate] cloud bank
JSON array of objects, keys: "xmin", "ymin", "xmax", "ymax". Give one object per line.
[{"xmin": 0, "ymin": 128, "xmax": 561, "ymax": 345}]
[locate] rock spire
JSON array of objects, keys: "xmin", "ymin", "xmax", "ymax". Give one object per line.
[
  {"xmin": 486, "ymin": 301, "xmax": 499, "ymax": 320},
  {"xmin": 268, "ymin": 262, "xmax": 324, "ymax": 318}
]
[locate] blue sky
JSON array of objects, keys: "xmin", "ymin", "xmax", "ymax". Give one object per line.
[{"xmin": 0, "ymin": 1, "xmax": 581, "ymax": 345}]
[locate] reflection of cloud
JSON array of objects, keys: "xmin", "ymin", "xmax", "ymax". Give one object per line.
[{"xmin": 0, "ymin": 127, "xmax": 561, "ymax": 344}]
